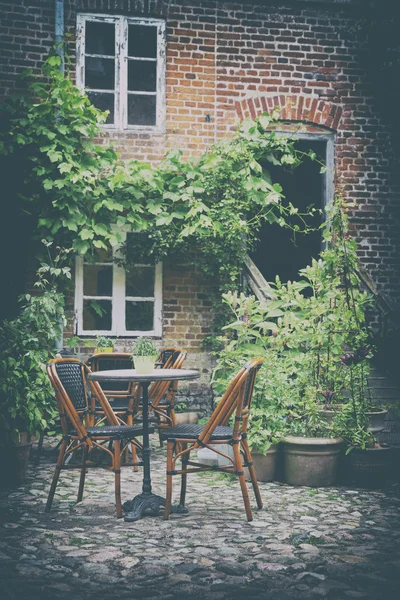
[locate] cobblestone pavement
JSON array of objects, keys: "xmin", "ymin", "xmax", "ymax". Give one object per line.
[{"xmin": 1, "ymin": 437, "xmax": 400, "ymax": 600}]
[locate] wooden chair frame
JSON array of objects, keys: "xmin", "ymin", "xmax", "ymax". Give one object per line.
[
  {"xmin": 86, "ymin": 352, "xmax": 140, "ymax": 468},
  {"xmin": 162, "ymin": 358, "xmax": 264, "ymax": 522},
  {"xmin": 148, "ymin": 349, "xmax": 186, "ymax": 430},
  {"xmin": 45, "ymin": 358, "xmax": 145, "ymax": 518}
]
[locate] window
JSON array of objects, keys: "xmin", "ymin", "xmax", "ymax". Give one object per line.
[
  {"xmin": 76, "ymin": 14, "xmax": 166, "ymax": 130},
  {"xmin": 75, "ymin": 238, "xmax": 162, "ymax": 337}
]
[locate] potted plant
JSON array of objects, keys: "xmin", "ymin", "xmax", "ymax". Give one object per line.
[
  {"xmin": 0, "ymin": 242, "xmax": 69, "ymax": 487},
  {"xmin": 95, "ymin": 335, "xmax": 114, "ymax": 353},
  {"xmin": 132, "ymin": 337, "xmax": 158, "ymax": 374}
]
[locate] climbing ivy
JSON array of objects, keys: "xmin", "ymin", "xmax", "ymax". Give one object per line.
[{"xmin": 1, "ymin": 52, "xmax": 319, "ymax": 290}]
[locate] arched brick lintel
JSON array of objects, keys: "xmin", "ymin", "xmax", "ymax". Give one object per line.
[{"xmin": 235, "ymin": 95, "xmax": 342, "ymax": 131}]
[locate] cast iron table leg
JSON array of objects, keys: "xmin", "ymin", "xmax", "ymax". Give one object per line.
[{"xmin": 124, "ymin": 381, "xmax": 165, "ymax": 521}]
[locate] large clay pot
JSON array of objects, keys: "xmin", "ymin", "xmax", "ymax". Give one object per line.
[
  {"xmin": 321, "ymin": 408, "xmax": 388, "ymax": 434},
  {"xmin": 342, "ymin": 445, "xmax": 393, "ymax": 487},
  {"xmin": 0, "ymin": 432, "xmax": 32, "ymax": 488},
  {"xmin": 282, "ymin": 436, "xmax": 343, "ymax": 487},
  {"xmin": 245, "ymin": 445, "xmax": 279, "ymax": 482}
]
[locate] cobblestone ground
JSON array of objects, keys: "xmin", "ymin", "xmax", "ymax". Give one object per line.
[{"xmin": 1, "ymin": 437, "xmax": 400, "ymax": 600}]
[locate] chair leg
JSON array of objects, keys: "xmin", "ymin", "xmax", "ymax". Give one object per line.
[
  {"xmin": 163, "ymin": 441, "xmax": 174, "ymax": 520},
  {"xmin": 114, "ymin": 440, "xmax": 123, "ymax": 518},
  {"xmin": 77, "ymin": 444, "xmax": 88, "ymax": 503},
  {"xmin": 45, "ymin": 438, "xmax": 67, "ymax": 513},
  {"xmin": 179, "ymin": 444, "xmax": 189, "ymax": 507},
  {"xmin": 233, "ymin": 443, "xmax": 253, "ymax": 522},
  {"xmin": 241, "ymin": 439, "xmax": 263, "ymax": 509}
]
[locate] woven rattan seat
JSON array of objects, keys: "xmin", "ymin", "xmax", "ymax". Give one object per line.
[
  {"xmin": 162, "ymin": 358, "xmax": 264, "ymax": 522},
  {"xmin": 70, "ymin": 425, "xmax": 154, "ymax": 439},
  {"xmin": 161, "ymin": 424, "xmax": 233, "ymax": 441}
]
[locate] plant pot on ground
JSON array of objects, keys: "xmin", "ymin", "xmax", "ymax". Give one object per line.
[
  {"xmin": 0, "ymin": 243, "xmax": 68, "ymax": 487},
  {"xmin": 132, "ymin": 337, "xmax": 158, "ymax": 375},
  {"xmin": 322, "ymin": 406, "xmax": 388, "ymax": 434},
  {"xmin": 342, "ymin": 444, "xmax": 393, "ymax": 487},
  {"xmin": 244, "ymin": 445, "xmax": 279, "ymax": 483},
  {"xmin": 0, "ymin": 432, "xmax": 33, "ymax": 488},
  {"xmin": 282, "ymin": 435, "xmax": 343, "ymax": 487}
]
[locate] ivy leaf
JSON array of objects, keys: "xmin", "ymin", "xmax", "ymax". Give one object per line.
[
  {"xmin": 93, "ymin": 223, "xmax": 109, "ymax": 236},
  {"xmin": 58, "ymin": 162, "xmax": 72, "ymax": 174},
  {"xmin": 79, "ymin": 229, "xmax": 94, "ymax": 241}
]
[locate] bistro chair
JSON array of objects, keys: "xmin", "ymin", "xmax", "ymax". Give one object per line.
[
  {"xmin": 147, "ymin": 348, "xmax": 187, "ymax": 435},
  {"xmin": 45, "ymin": 358, "xmax": 151, "ymax": 518},
  {"xmin": 160, "ymin": 358, "xmax": 264, "ymax": 522},
  {"xmin": 87, "ymin": 352, "xmax": 141, "ymax": 468}
]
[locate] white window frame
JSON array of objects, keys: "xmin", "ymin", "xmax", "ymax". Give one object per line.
[
  {"xmin": 76, "ymin": 13, "xmax": 166, "ymax": 132},
  {"xmin": 74, "ymin": 241, "xmax": 163, "ymax": 337}
]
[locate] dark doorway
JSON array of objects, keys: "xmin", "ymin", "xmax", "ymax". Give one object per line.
[{"xmin": 250, "ymin": 139, "xmax": 326, "ymax": 284}]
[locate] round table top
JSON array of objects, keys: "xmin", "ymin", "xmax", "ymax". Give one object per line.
[{"xmin": 88, "ymin": 368, "xmax": 200, "ymax": 383}]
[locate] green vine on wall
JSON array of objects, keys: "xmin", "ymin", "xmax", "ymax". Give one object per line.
[{"xmin": 0, "ymin": 52, "xmax": 320, "ymax": 294}]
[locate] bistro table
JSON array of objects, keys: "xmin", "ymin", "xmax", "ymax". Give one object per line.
[{"xmin": 88, "ymin": 368, "xmax": 200, "ymax": 521}]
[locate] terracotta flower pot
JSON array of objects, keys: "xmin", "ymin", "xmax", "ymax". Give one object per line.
[{"xmin": 282, "ymin": 435, "xmax": 343, "ymax": 487}]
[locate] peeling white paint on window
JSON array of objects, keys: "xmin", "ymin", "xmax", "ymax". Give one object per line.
[{"xmin": 76, "ymin": 13, "xmax": 166, "ymax": 132}]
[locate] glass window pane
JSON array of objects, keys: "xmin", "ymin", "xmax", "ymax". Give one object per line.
[
  {"xmin": 126, "ymin": 301, "xmax": 154, "ymax": 331},
  {"xmin": 87, "ymin": 92, "xmax": 114, "ymax": 124},
  {"xmin": 126, "ymin": 266, "xmax": 154, "ymax": 297},
  {"xmin": 83, "ymin": 300, "xmax": 112, "ymax": 331},
  {"xmin": 128, "ymin": 95, "xmax": 156, "ymax": 126},
  {"xmin": 83, "ymin": 265, "xmax": 112, "ymax": 296},
  {"xmin": 85, "ymin": 57, "xmax": 115, "ymax": 90},
  {"xmin": 128, "ymin": 25, "xmax": 157, "ymax": 58},
  {"xmin": 128, "ymin": 60, "xmax": 157, "ymax": 92},
  {"xmin": 85, "ymin": 21, "xmax": 115, "ymax": 56}
]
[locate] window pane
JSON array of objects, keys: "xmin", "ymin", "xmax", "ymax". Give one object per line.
[
  {"xmin": 126, "ymin": 301, "xmax": 154, "ymax": 331},
  {"xmin": 128, "ymin": 25, "xmax": 157, "ymax": 58},
  {"xmin": 87, "ymin": 92, "xmax": 114, "ymax": 124},
  {"xmin": 85, "ymin": 57, "xmax": 115, "ymax": 90},
  {"xmin": 83, "ymin": 265, "xmax": 113, "ymax": 296},
  {"xmin": 85, "ymin": 21, "xmax": 115, "ymax": 56},
  {"xmin": 126, "ymin": 266, "xmax": 154, "ymax": 297},
  {"xmin": 83, "ymin": 300, "xmax": 112, "ymax": 331},
  {"xmin": 128, "ymin": 60, "xmax": 157, "ymax": 92},
  {"xmin": 128, "ymin": 95, "xmax": 156, "ymax": 126}
]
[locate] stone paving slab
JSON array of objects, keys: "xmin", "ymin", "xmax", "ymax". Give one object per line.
[{"xmin": 1, "ymin": 437, "xmax": 400, "ymax": 600}]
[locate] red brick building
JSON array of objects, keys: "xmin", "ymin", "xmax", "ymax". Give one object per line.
[{"xmin": 1, "ymin": 0, "xmax": 399, "ymax": 410}]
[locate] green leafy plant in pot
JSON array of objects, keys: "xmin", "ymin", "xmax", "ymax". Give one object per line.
[
  {"xmin": 132, "ymin": 338, "xmax": 158, "ymax": 375},
  {"xmin": 212, "ymin": 292, "xmax": 289, "ymax": 481},
  {"xmin": 0, "ymin": 242, "xmax": 70, "ymax": 486},
  {"xmin": 95, "ymin": 335, "xmax": 114, "ymax": 353}
]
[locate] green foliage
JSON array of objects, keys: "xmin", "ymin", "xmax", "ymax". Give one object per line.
[
  {"xmin": 1, "ymin": 52, "xmax": 316, "ymax": 290},
  {"xmin": 95, "ymin": 335, "xmax": 114, "ymax": 350},
  {"xmin": 132, "ymin": 337, "xmax": 158, "ymax": 357},
  {"xmin": 212, "ymin": 197, "xmax": 376, "ymax": 449},
  {"xmin": 0, "ymin": 243, "xmax": 70, "ymax": 446}
]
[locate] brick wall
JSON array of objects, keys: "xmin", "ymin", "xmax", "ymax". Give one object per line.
[{"xmin": 1, "ymin": 0, "xmax": 399, "ymax": 406}]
